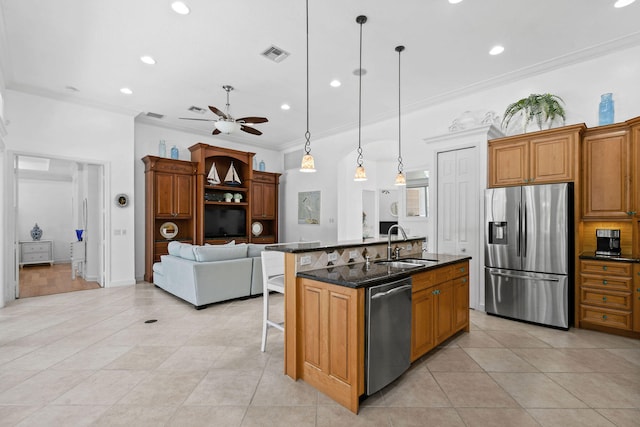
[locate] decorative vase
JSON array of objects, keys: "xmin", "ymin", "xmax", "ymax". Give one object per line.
[
  {"xmin": 30, "ymin": 223, "xmax": 43, "ymax": 241},
  {"xmin": 598, "ymin": 93, "xmax": 614, "ymax": 126},
  {"xmin": 158, "ymin": 140, "xmax": 166, "ymax": 157},
  {"xmin": 170, "ymin": 145, "xmax": 179, "ymax": 159},
  {"xmin": 259, "ymin": 160, "xmax": 265, "ymax": 171}
]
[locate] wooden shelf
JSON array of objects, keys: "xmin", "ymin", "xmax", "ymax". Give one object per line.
[
  {"xmin": 204, "ymin": 184, "xmax": 248, "ymax": 192},
  {"xmin": 204, "ymin": 201, "xmax": 248, "ymax": 206}
]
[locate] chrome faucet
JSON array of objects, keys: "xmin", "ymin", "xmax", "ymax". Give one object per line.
[{"xmin": 387, "ymin": 224, "xmax": 408, "ymax": 260}]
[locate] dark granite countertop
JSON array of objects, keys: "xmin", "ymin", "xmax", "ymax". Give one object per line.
[
  {"xmin": 297, "ymin": 253, "xmax": 472, "ymax": 288},
  {"xmin": 579, "ymin": 252, "xmax": 640, "ymax": 263},
  {"xmin": 265, "ymin": 237, "xmax": 426, "ymax": 253}
]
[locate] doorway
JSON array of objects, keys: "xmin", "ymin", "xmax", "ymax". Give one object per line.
[{"xmin": 11, "ymin": 154, "xmax": 105, "ymax": 298}]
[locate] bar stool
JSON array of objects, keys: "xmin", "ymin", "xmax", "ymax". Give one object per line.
[{"xmin": 261, "ymin": 250, "xmax": 285, "ymax": 352}]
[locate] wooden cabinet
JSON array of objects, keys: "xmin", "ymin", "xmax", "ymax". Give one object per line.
[
  {"xmin": 488, "ymin": 125, "xmax": 583, "ymax": 187},
  {"xmin": 630, "ymin": 117, "xmax": 640, "ymax": 220},
  {"xmin": 142, "ymin": 156, "xmax": 197, "ymax": 282},
  {"xmin": 579, "ymin": 259, "xmax": 634, "ymax": 332},
  {"xmin": 250, "ymin": 171, "xmax": 281, "ymax": 244},
  {"xmin": 19, "ymin": 240, "xmax": 53, "ymax": 266},
  {"xmin": 582, "ymin": 123, "xmax": 632, "ymax": 219},
  {"xmin": 296, "ymin": 277, "xmax": 364, "ymax": 414},
  {"xmin": 410, "ymin": 260, "xmax": 470, "ymax": 361},
  {"xmin": 155, "ymin": 173, "xmax": 193, "ymax": 218},
  {"xmin": 634, "ymin": 264, "xmax": 640, "ymax": 332}
]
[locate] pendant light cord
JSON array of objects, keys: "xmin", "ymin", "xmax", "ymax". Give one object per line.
[
  {"xmin": 356, "ymin": 16, "xmax": 366, "ymax": 167},
  {"xmin": 304, "ymin": 0, "xmax": 311, "ymax": 154},
  {"xmin": 396, "ymin": 45, "xmax": 404, "ymax": 173}
]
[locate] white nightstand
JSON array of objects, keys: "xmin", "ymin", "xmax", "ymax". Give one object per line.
[{"xmin": 19, "ymin": 240, "xmax": 54, "ymax": 267}]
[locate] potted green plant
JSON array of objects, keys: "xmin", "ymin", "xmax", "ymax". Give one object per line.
[{"xmin": 502, "ymin": 93, "xmax": 566, "ymax": 133}]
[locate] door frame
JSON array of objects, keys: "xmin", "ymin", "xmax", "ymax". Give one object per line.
[
  {"xmin": 424, "ymin": 125, "xmax": 504, "ymax": 312},
  {"xmin": 5, "ymin": 150, "xmax": 108, "ymax": 301}
]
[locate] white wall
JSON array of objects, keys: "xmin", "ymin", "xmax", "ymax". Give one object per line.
[
  {"xmin": 133, "ymin": 122, "xmax": 282, "ymax": 280},
  {"xmin": 3, "ymin": 90, "xmax": 136, "ymax": 302}
]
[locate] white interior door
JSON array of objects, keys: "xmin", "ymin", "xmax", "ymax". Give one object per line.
[{"xmin": 437, "ymin": 147, "xmax": 480, "ymax": 309}]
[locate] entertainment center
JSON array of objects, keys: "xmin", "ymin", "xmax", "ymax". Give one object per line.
[{"xmin": 142, "ymin": 143, "xmax": 280, "ymax": 282}]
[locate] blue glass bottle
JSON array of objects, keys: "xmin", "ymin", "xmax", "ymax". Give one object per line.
[
  {"xmin": 170, "ymin": 145, "xmax": 179, "ymax": 159},
  {"xmin": 598, "ymin": 93, "xmax": 614, "ymax": 125}
]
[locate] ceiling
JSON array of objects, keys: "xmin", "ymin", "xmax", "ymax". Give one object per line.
[{"xmin": 1, "ymin": 0, "xmax": 639, "ymax": 151}]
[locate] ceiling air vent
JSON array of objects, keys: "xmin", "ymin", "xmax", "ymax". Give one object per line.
[
  {"xmin": 261, "ymin": 45, "xmax": 290, "ymax": 63},
  {"xmin": 188, "ymin": 106, "xmax": 206, "ymax": 114},
  {"xmin": 145, "ymin": 112, "xmax": 164, "ymax": 119}
]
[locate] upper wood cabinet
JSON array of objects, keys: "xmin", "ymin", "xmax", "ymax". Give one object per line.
[
  {"xmin": 155, "ymin": 173, "xmax": 193, "ymax": 218},
  {"xmin": 488, "ymin": 125, "xmax": 584, "ymax": 187},
  {"xmin": 582, "ymin": 123, "xmax": 632, "ymax": 219},
  {"xmin": 630, "ymin": 117, "xmax": 640, "ymax": 219},
  {"xmin": 250, "ymin": 171, "xmax": 281, "ymax": 244}
]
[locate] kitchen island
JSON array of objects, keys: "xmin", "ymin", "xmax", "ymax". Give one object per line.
[{"xmin": 266, "ymin": 239, "xmax": 471, "ymax": 413}]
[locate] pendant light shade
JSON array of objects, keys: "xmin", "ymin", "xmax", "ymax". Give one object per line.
[
  {"xmin": 299, "ymin": 0, "xmax": 316, "ymax": 172},
  {"xmin": 394, "ymin": 45, "xmax": 406, "ymax": 186},
  {"xmin": 353, "ymin": 15, "xmax": 368, "ymax": 182}
]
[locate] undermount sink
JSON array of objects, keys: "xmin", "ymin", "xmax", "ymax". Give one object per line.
[
  {"xmin": 374, "ymin": 260, "xmax": 422, "ymax": 269},
  {"xmin": 402, "ymin": 258, "xmax": 439, "ymax": 265}
]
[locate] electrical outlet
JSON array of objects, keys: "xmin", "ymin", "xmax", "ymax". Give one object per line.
[
  {"xmin": 349, "ymin": 250, "xmax": 358, "ymax": 259},
  {"xmin": 300, "ymin": 255, "xmax": 312, "ymax": 266},
  {"xmin": 406, "ymin": 244, "xmax": 412, "ymax": 252},
  {"xmin": 327, "ymin": 252, "xmax": 338, "ymax": 262}
]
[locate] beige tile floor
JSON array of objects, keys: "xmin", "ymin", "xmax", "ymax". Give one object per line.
[{"xmin": 0, "ymin": 283, "xmax": 639, "ymax": 426}]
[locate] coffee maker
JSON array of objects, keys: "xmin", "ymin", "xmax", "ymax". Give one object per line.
[{"xmin": 596, "ymin": 229, "xmax": 621, "ymax": 256}]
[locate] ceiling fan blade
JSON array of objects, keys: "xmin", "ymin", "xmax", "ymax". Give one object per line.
[
  {"xmin": 212, "ymin": 128, "xmax": 221, "ymax": 135},
  {"xmin": 237, "ymin": 116, "xmax": 268, "ymax": 124},
  {"xmin": 179, "ymin": 117, "xmax": 217, "ymax": 121},
  {"xmin": 241, "ymin": 125, "xmax": 262, "ymax": 136},
  {"xmin": 209, "ymin": 105, "xmax": 228, "ymax": 119}
]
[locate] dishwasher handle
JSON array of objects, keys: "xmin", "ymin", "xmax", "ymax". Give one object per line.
[{"xmin": 371, "ymin": 284, "xmax": 412, "ymax": 300}]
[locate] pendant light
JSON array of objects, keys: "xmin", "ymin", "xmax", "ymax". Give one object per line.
[
  {"xmin": 394, "ymin": 45, "xmax": 406, "ymax": 186},
  {"xmin": 353, "ymin": 15, "xmax": 368, "ymax": 182},
  {"xmin": 299, "ymin": 0, "xmax": 316, "ymax": 172}
]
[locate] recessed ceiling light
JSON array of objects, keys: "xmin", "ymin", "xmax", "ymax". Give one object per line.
[
  {"xmin": 171, "ymin": 1, "xmax": 190, "ymax": 15},
  {"xmin": 120, "ymin": 87, "xmax": 133, "ymax": 95},
  {"xmin": 448, "ymin": 0, "xmax": 463, "ymax": 4},
  {"xmin": 489, "ymin": 45, "xmax": 505, "ymax": 55},
  {"xmin": 330, "ymin": 79, "xmax": 341, "ymax": 87},
  {"xmin": 280, "ymin": 104, "xmax": 290, "ymax": 110},
  {"xmin": 614, "ymin": 0, "xmax": 635, "ymax": 7},
  {"xmin": 140, "ymin": 55, "xmax": 156, "ymax": 65}
]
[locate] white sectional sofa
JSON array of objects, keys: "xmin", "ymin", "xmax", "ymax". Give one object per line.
[{"xmin": 152, "ymin": 241, "xmax": 267, "ymax": 309}]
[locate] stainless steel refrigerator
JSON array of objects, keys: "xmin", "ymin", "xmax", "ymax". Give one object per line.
[{"xmin": 485, "ymin": 183, "xmax": 573, "ymax": 329}]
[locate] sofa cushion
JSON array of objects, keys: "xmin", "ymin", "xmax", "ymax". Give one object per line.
[
  {"xmin": 179, "ymin": 244, "xmax": 196, "ymax": 260},
  {"xmin": 167, "ymin": 241, "xmax": 184, "ymax": 256},
  {"xmin": 247, "ymin": 244, "xmax": 267, "ymax": 258},
  {"xmin": 193, "ymin": 243, "xmax": 248, "ymax": 262}
]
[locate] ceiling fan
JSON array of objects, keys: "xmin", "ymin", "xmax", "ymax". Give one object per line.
[{"xmin": 180, "ymin": 85, "xmax": 268, "ymax": 135}]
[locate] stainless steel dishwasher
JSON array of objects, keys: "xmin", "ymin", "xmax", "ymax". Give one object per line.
[{"xmin": 365, "ymin": 277, "xmax": 412, "ymax": 395}]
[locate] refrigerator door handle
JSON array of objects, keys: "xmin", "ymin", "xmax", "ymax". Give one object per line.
[
  {"xmin": 489, "ymin": 270, "xmax": 560, "ymax": 282},
  {"xmin": 516, "ymin": 202, "xmax": 521, "ymax": 257},
  {"xmin": 523, "ymin": 202, "xmax": 527, "ymax": 258}
]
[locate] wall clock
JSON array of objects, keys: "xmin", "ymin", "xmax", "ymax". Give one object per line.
[{"xmin": 115, "ymin": 193, "xmax": 129, "ymax": 207}]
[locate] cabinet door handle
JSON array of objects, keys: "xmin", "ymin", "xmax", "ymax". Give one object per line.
[
  {"xmin": 603, "ymin": 280, "xmax": 608, "ymax": 285},
  {"xmin": 462, "ymin": 278, "xmax": 467, "ymax": 283},
  {"xmin": 602, "ymin": 314, "xmax": 608, "ymax": 321},
  {"xmin": 602, "ymin": 296, "xmax": 607, "ymax": 302},
  {"xmin": 602, "ymin": 266, "xmax": 608, "ymax": 271}
]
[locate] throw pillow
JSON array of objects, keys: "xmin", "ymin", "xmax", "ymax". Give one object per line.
[
  {"xmin": 247, "ymin": 244, "xmax": 268, "ymax": 258},
  {"xmin": 179, "ymin": 244, "xmax": 196, "ymax": 261},
  {"xmin": 193, "ymin": 243, "xmax": 248, "ymax": 262}
]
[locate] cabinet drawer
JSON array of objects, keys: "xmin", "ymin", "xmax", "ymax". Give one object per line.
[
  {"xmin": 580, "ymin": 260, "xmax": 632, "ymax": 277},
  {"xmin": 580, "ymin": 305, "xmax": 632, "ymax": 330},
  {"xmin": 451, "ymin": 262, "xmax": 468, "ymax": 278},
  {"xmin": 580, "ymin": 288, "xmax": 632, "ymax": 310},
  {"xmin": 21, "ymin": 243, "xmax": 50, "ymax": 254},
  {"xmin": 252, "ymin": 236, "xmax": 276, "ymax": 244},
  {"xmin": 412, "ymin": 266, "xmax": 451, "ymax": 293},
  {"xmin": 581, "ymin": 274, "xmax": 632, "ymax": 292},
  {"xmin": 22, "ymin": 252, "xmax": 50, "ymax": 262}
]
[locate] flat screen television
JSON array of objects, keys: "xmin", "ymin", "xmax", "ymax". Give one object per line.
[{"xmin": 204, "ymin": 206, "xmax": 246, "ymax": 238}]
